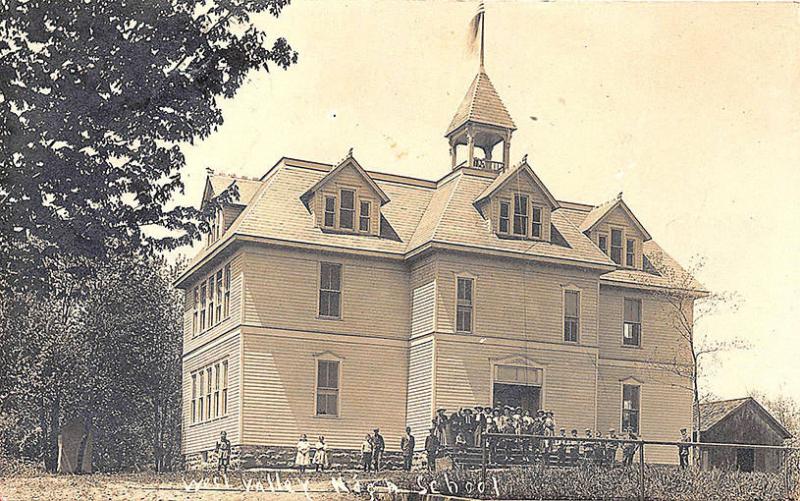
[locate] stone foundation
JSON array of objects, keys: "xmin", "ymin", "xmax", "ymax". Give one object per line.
[{"xmin": 185, "ymin": 445, "xmax": 420, "ymax": 471}]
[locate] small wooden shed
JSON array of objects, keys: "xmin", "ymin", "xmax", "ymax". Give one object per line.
[{"xmin": 699, "ymin": 397, "xmax": 792, "ymax": 473}]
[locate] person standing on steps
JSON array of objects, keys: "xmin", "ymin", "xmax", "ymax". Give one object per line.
[
  {"xmin": 400, "ymin": 427, "xmax": 415, "ymax": 471},
  {"xmin": 371, "ymin": 428, "xmax": 385, "ymax": 472},
  {"xmin": 424, "ymin": 427, "xmax": 440, "ymax": 472}
]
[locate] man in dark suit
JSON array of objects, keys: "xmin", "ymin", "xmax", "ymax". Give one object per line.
[
  {"xmin": 400, "ymin": 426, "xmax": 415, "ymax": 471},
  {"xmin": 372, "ymin": 428, "xmax": 385, "ymax": 472},
  {"xmin": 424, "ymin": 427, "xmax": 440, "ymax": 472}
]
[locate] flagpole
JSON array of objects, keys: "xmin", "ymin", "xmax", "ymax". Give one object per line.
[{"xmin": 479, "ymin": 6, "xmax": 485, "ymax": 69}]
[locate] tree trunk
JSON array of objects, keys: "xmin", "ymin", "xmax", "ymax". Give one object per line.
[
  {"xmin": 46, "ymin": 397, "xmax": 60, "ymax": 473},
  {"xmin": 76, "ymin": 410, "xmax": 93, "ymax": 474}
]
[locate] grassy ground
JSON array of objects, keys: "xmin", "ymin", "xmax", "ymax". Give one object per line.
[{"xmin": 0, "ymin": 471, "xmax": 367, "ymax": 501}]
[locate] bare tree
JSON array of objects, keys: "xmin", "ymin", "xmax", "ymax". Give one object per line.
[{"xmin": 640, "ymin": 252, "xmax": 748, "ymax": 452}]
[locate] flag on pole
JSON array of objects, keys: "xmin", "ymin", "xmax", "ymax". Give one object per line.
[{"xmin": 467, "ymin": 1, "xmax": 485, "ymax": 59}]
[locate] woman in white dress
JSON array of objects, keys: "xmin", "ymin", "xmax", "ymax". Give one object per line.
[
  {"xmin": 295, "ymin": 434, "xmax": 311, "ymax": 473},
  {"xmin": 313, "ymin": 435, "xmax": 329, "ymax": 472}
]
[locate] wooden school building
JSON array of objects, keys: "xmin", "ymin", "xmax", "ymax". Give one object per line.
[{"xmin": 174, "ymin": 61, "xmax": 705, "ymax": 468}]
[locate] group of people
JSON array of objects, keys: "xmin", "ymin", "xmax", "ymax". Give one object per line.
[
  {"xmin": 294, "ymin": 434, "xmax": 330, "ymax": 473},
  {"xmin": 431, "ymin": 405, "xmax": 560, "ymax": 450},
  {"xmin": 214, "ymin": 407, "xmax": 693, "ymax": 474}
]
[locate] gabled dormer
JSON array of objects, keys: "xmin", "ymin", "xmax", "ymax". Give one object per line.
[
  {"xmin": 201, "ymin": 174, "xmax": 262, "ymax": 247},
  {"xmin": 301, "ymin": 150, "xmax": 389, "ymax": 237},
  {"xmin": 580, "ymin": 194, "xmax": 651, "ymax": 269},
  {"xmin": 474, "ymin": 155, "xmax": 560, "ymax": 242}
]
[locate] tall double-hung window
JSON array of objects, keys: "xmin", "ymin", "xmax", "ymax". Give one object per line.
[
  {"xmin": 623, "ymin": 298, "xmax": 642, "ymax": 347},
  {"xmin": 319, "ymin": 263, "xmax": 342, "ymax": 319},
  {"xmin": 456, "ymin": 277, "xmax": 474, "ymax": 333}
]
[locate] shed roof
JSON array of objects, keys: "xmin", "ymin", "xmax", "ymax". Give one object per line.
[{"xmin": 700, "ymin": 397, "xmax": 792, "ymax": 439}]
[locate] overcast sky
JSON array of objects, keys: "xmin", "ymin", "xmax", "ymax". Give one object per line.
[{"xmin": 176, "ymin": 1, "xmax": 800, "ymax": 404}]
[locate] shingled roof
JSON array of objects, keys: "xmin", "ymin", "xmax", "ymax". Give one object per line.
[
  {"xmin": 445, "ymin": 69, "xmax": 516, "ymax": 136},
  {"xmin": 178, "ymin": 156, "xmax": 700, "ymax": 292},
  {"xmin": 700, "ymin": 397, "xmax": 792, "ymax": 439},
  {"xmin": 203, "ymin": 174, "xmax": 263, "ymax": 207}
]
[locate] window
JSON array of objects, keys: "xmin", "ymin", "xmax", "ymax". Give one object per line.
[
  {"xmin": 213, "ymin": 363, "xmax": 220, "ymax": 418},
  {"xmin": 623, "ymin": 298, "xmax": 642, "ymax": 347},
  {"xmin": 205, "ymin": 367, "xmax": 212, "ymax": 420},
  {"xmin": 197, "ymin": 370, "xmax": 204, "ymax": 421},
  {"xmin": 359, "ymin": 201, "xmax": 371, "ymax": 232},
  {"xmin": 319, "ymin": 262, "xmax": 342, "ymax": 318},
  {"xmin": 532, "ymin": 206, "xmax": 543, "ymax": 239},
  {"xmin": 499, "ymin": 201, "xmax": 510, "ymax": 234},
  {"xmin": 207, "ymin": 276, "xmax": 215, "ymax": 326},
  {"xmin": 191, "ymin": 374, "xmax": 197, "ymax": 424},
  {"xmin": 598, "ymin": 234, "xmax": 608, "ymax": 254},
  {"xmin": 324, "ymin": 196, "xmax": 336, "ymax": 228},
  {"xmin": 622, "ymin": 384, "xmax": 640, "ymax": 433},
  {"xmin": 199, "ymin": 282, "xmax": 207, "ymax": 331},
  {"xmin": 192, "ymin": 287, "xmax": 199, "ymax": 335},
  {"xmin": 564, "ymin": 290, "xmax": 580, "ymax": 342},
  {"xmin": 611, "ymin": 229, "xmax": 623, "ymax": 265},
  {"xmin": 316, "ymin": 360, "xmax": 340, "ymax": 416},
  {"xmin": 190, "ymin": 358, "xmax": 230, "ymax": 424},
  {"xmin": 456, "ymin": 277, "xmax": 474, "ymax": 333},
  {"xmin": 513, "ymin": 194, "xmax": 529, "ymax": 236},
  {"xmin": 626, "ymin": 239, "xmax": 636, "ymax": 267},
  {"xmin": 221, "ymin": 361, "xmax": 228, "ymax": 415},
  {"xmin": 339, "ymin": 189, "xmax": 355, "ymax": 229},
  {"xmin": 215, "ymin": 270, "xmax": 223, "ymax": 322},
  {"xmin": 223, "ymin": 264, "xmax": 231, "ymax": 318}
]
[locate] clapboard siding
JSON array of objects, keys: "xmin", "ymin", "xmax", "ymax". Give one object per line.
[
  {"xmin": 183, "ymin": 252, "xmax": 244, "ymax": 355},
  {"xmin": 411, "ymin": 282, "xmax": 436, "ymax": 338},
  {"xmin": 597, "ymin": 361, "xmax": 692, "ymax": 464},
  {"xmin": 433, "ymin": 337, "xmax": 598, "ymax": 434},
  {"xmin": 242, "ymin": 246, "xmax": 409, "ymax": 341},
  {"xmin": 406, "ymin": 339, "xmax": 434, "ymax": 450},
  {"xmin": 240, "ymin": 328, "xmax": 408, "ymax": 451},
  {"xmin": 434, "ymin": 253, "xmax": 601, "ymax": 347},
  {"xmin": 598, "ymin": 285, "xmax": 693, "ymax": 364},
  {"xmin": 182, "ymin": 332, "xmax": 241, "ymax": 454}
]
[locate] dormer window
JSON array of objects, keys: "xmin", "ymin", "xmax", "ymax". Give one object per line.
[
  {"xmin": 498, "ymin": 201, "xmax": 510, "ymax": 234},
  {"xmin": 626, "ymin": 238, "xmax": 636, "ymax": 267},
  {"xmin": 610, "ymin": 229, "xmax": 623, "ymax": 265},
  {"xmin": 359, "ymin": 201, "xmax": 371, "ymax": 232},
  {"xmin": 513, "ymin": 194, "xmax": 529, "ymax": 236},
  {"xmin": 323, "ymin": 196, "xmax": 336, "ymax": 228},
  {"xmin": 598, "ymin": 234, "xmax": 608, "ymax": 254},
  {"xmin": 339, "ymin": 190, "xmax": 355, "ymax": 230},
  {"xmin": 532, "ymin": 206, "xmax": 543, "ymax": 239}
]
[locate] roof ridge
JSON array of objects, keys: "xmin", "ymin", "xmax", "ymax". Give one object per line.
[
  {"xmin": 429, "ymin": 173, "xmax": 464, "ymax": 245},
  {"xmin": 700, "ymin": 397, "xmax": 751, "ymax": 405}
]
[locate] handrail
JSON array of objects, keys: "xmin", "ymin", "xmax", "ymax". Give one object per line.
[{"xmin": 482, "ymin": 432, "xmax": 800, "ymax": 451}]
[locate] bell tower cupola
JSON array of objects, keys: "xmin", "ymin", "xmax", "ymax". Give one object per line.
[{"xmin": 445, "ymin": 69, "xmax": 516, "ymax": 172}]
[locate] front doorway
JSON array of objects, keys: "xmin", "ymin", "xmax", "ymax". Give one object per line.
[
  {"xmin": 493, "ymin": 383, "xmax": 541, "ymax": 414},
  {"xmin": 492, "ymin": 363, "xmax": 544, "ymax": 414},
  {"xmin": 736, "ymin": 448, "xmax": 755, "ymax": 472}
]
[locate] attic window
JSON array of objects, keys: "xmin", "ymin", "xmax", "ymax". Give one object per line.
[
  {"xmin": 499, "ymin": 201, "xmax": 510, "ymax": 234},
  {"xmin": 339, "ymin": 190, "xmax": 355, "ymax": 229},
  {"xmin": 324, "ymin": 196, "xmax": 336, "ymax": 228},
  {"xmin": 611, "ymin": 229, "xmax": 623, "ymax": 265},
  {"xmin": 513, "ymin": 194, "xmax": 529, "ymax": 236},
  {"xmin": 598, "ymin": 234, "xmax": 608, "ymax": 254},
  {"xmin": 532, "ymin": 206, "xmax": 543, "ymax": 239},
  {"xmin": 359, "ymin": 201, "xmax": 371, "ymax": 232},
  {"xmin": 626, "ymin": 238, "xmax": 636, "ymax": 267}
]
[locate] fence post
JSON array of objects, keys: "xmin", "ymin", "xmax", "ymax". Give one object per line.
[
  {"xmin": 638, "ymin": 440, "xmax": 646, "ymax": 501},
  {"xmin": 784, "ymin": 448, "xmax": 790, "ymax": 500},
  {"xmin": 481, "ymin": 432, "xmax": 487, "ymax": 486}
]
